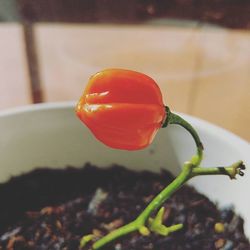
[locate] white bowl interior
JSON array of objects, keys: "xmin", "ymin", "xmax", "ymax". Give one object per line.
[{"xmin": 0, "ymin": 102, "xmax": 249, "ymax": 236}]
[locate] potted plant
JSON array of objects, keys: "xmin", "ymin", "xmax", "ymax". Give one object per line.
[{"xmin": 0, "ymin": 69, "xmax": 249, "ymax": 250}]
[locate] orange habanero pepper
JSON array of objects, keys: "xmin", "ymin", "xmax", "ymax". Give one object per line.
[{"xmin": 76, "ymin": 69, "xmax": 166, "ymax": 150}]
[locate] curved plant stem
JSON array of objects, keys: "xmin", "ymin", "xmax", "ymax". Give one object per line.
[
  {"xmin": 89, "ymin": 161, "xmax": 193, "ymax": 250},
  {"xmin": 135, "ymin": 161, "xmax": 193, "ymax": 224},
  {"xmin": 162, "ymin": 106, "xmax": 203, "ymax": 166}
]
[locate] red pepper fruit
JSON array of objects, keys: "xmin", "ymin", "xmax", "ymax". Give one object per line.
[{"xmin": 76, "ymin": 69, "xmax": 166, "ymax": 150}]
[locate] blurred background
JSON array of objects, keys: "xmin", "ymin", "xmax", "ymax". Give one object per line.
[{"xmin": 0, "ymin": 0, "xmax": 249, "ymax": 141}]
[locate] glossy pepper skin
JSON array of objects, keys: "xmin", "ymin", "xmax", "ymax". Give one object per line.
[{"xmin": 76, "ymin": 69, "xmax": 166, "ymax": 150}]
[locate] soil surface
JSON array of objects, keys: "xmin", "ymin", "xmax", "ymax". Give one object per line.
[{"xmin": 0, "ymin": 164, "xmax": 249, "ymax": 250}]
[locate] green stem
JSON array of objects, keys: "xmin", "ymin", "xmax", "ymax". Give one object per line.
[
  {"xmin": 90, "ymin": 162, "xmax": 193, "ymax": 250},
  {"xmin": 163, "ymin": 106, "xmax": 203, "ymax": 166},
  {"xmin": 190, "ymin": 161, "xmax": 245, "ymax": 179},
  {"xmin": 92, "ymin": 222, "xmax": 138, "ymax": 249},
  {"xmin": 135, "ymin": 162, "xmax": 193, "ymax": 224},
  {"xmin": 84, "ymin": 160, "xmax": 244, "ymax": 250}
]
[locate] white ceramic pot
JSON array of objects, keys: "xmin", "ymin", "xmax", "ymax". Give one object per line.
[{"xmin": 0, "ymin": 102, "xmax": 249, "ymax": 236}]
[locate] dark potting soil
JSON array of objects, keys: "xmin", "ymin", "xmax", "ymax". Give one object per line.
[{"xmin": 0, "ymin": 164, "xmax": 249, "ymax": 250}]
